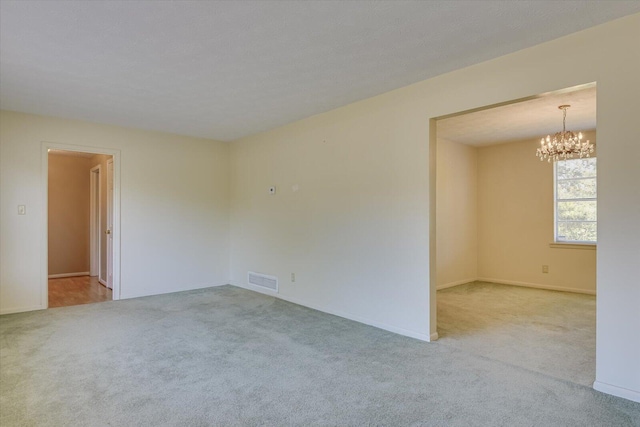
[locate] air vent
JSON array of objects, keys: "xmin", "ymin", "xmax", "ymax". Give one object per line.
[{"xmin": 248, "ymin": 271, "xmax": 278, "ymax": 292}]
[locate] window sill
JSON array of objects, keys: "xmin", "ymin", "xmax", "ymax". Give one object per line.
[{"xmin": 549, "ymin": 242, "xmax": 596, "ymax": 250}]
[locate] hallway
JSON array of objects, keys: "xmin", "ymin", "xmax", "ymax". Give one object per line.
[{"xmin": 48, "ymin": 276, "xmax": 112, "ymax": 308}]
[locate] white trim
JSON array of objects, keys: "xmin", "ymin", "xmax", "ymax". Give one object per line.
[
  {"xmin": 99, "ymin": 278, "xmax": 107, "ymax": 287},
  {"xmin": 0, "ymin": 305, "xmax": 46, "ymax": 315},
  {"xmin": 48, "ymin": 272, "xmax": 90, "ymax": 279},
  {"xmin": 106, "ymin": 158, "xmax": 114, "ymax": 291},
  {"xmin": 549, "ymin": 242, "xmax": 596, "ymax": 250},
  {"xmin": 554, "ymin": 157, "xmax": 598, "ymax": 243},
  {"xmin": 437, "ymin": 278, "xmax": 476, "ymax": 290},
  {"xmin": 230, "ymin": 282, "xmax": 435, "ymax": 342},
  {"xmin": 42, "ymin": 142, "xmax": 122, "ymax": 307},
  {"xmin": 593, "ymin": 381, "xmax": 640, "ymax": 403},
  {"xmin": 89, "ymin": 164, "xmax": 102, "ymax": 277},
  {"xmin": 477, "ymin": 277, "xmax": 596, "ymax": 295}
]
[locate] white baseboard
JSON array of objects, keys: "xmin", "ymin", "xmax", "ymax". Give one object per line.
[
  {"xmin": 0, "ymin": 305, "xmax": 45, "ymax": 315},
  {"xmin": 98, "ymin": 278, "xmax": 107, "ymax": 286},
  {"xmin": 477, "ymin": 277, "xmax": 596, "ymax": 295},
  {"xmin": 119, "ymin": 282, "xmax": 228, "ymax": 300},
  {"xmin": 230, "ymin": 282, "xmax": 434, "ymax": 342},
  {"xmin": 48, "ymin": 271, "xmax": 90, "ymax": 279},
  {"xmin": 593, "ymin": 381, "xmax": 640, "ymax": 403},
  {"xmin": 437, "ymin": 278, "xmax": 476, "ymax": 290}
]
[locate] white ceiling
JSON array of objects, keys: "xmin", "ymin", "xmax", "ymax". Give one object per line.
[
  {"xmin": 437, "ymin": 85, "xmax": 596, "ymax": 146},
  {"xmin": 48, "ymin": 149, "xmax": 96, "ymax": 158},
  {"xmin": 1, "ymin": 2, "xmax": 638, "ymax": 142}
]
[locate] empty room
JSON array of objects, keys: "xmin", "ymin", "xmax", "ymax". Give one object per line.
[
  {"xmin": 435, "ymin": 85, "xmax": 598, "ymax": 387},
  {"xmin": 1, "ymin": 2, "xmax": 639, "ymax": 425}
]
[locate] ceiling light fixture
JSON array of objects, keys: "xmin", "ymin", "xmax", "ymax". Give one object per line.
[{"xmin": 536, "ymin": 105, "xmax": 593, "ymax": 162}]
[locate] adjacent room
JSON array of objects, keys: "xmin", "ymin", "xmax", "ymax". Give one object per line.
[
  {"xmin": 435, "ymin": 85, "xmax": 597, "ymax": 386},
  {"xmin": 47, "ymin": 149, "xmax": 114, "ymax": 307},
  {"xmin": 1, "ymin": 2, "xmax": 639, "ymax": 425}
]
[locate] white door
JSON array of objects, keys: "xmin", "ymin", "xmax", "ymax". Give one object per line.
[
  {"xmin": 89, "ymin": 166, "xmax": 101, "ymax": 277},
  {"xmin": 106, "ymin": 159, "xmax": 114, "ymax": 290}
]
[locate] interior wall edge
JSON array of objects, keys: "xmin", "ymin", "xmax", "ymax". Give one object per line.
[
  {"xmin": 593, "ymin": 381, "xmax": 640, "ymax": 404},
  {"xmin": 230, "ymin": 282, "xmax": 433, "ymax": 342}
]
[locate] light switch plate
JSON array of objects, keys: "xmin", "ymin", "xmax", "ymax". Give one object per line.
[{"xmin": 18, "ymin": 205, "xmax": 26, "ymax": 215}]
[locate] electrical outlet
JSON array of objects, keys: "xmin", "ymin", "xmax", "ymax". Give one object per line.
[
  {"xmin": 542, "ymin": 265, "xmax": 549, "ymax": 273},
  {"xmin": 18, "ymin": 205, "xmax": 26, "ymax": 215},
  {"xmin": 291, "ymin": 273, "xmax": 296, "ymax": 282}
]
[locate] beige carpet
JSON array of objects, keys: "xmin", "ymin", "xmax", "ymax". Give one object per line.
[
  {"xmin": 1, "ymin": 284, "xmax": 638, "ymax": 426},
  {"xmin": 437, "ymin": 281, "xmax": 596, "ymax": 386}
]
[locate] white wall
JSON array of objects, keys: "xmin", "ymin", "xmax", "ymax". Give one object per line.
[
  {"xmin": 229, "ymin": 103, "xmax": 433, "ymax": 340},
  {"xmin": 0, "ymin": 111, "xmax": 230, "ymax": 312},
  {"xmin": 436, "ymin": 138, "xmax": 477, "ymax": 289},
  {"xmin": 477, "ymin": 135, "xmax": 597, "ymax": 294},
  {"xmin": 228, "ymin": 14, "xmax": 640, "ymax": 400}
]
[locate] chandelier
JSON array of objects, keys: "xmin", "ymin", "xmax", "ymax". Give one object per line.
[{"xmin": 536, "ymin": 105, "xmax": 594, "ymax": 162}]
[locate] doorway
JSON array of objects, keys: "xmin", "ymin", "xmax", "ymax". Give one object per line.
[
  {"xmin": 431, "ymin": 83, "xmax": 597, "ymax": 386},
  {"xmin": 42, "ymin": 143, "xmax": 121, "ymax": 307}
]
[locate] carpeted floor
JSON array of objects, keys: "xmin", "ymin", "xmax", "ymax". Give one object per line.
[
  {"xmin": 437, "ymin": 281, "xmax": 596, "ymax": 387},
  {"xmin": 1, "ymin": 284, "xmax": 638, "ymax": 426}
]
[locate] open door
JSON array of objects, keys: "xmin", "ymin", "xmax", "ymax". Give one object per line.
[{"xmin": 106, "ymin": 158, "xmax": 114, "ymax": 290}]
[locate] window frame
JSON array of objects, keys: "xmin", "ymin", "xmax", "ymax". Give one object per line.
[{"xmin": 553, "ymin": 157, "xmax": 597, "ymax": 244}]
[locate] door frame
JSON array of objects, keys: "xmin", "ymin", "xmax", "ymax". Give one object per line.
[
  {"xmin": 41, "ymin": 142, "xmax": 122, "ymax": 306},
  {"xmin": 106, "ymin": 158, "xmax": 114, "ymax": 290},
  {"xmin": 89, "ymin": 164, "xmax": 102, "ymax": 278}
]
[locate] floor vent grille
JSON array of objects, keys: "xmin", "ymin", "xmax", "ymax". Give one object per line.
[{"xmin": 248, "ymin": 271, "xmax": 278, "ymax": 292}]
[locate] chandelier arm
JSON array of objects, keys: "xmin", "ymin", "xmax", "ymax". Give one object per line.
[{"xmin": 535, "ymin": 104, "xmax": 592, "ymax": 162}]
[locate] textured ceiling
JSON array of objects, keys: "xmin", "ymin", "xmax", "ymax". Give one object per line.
[
  {"xmin": 1, "ymin": 2, "xmax": 638, "ymax": 142},
  {"xmin": 437, "ymin": 85, "xmax": 596, "ymax": 146}
]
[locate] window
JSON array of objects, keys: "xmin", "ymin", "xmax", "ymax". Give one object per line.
[{"xmin": 555, "ymin": 157, "xmax": 597, "ymax": 243}]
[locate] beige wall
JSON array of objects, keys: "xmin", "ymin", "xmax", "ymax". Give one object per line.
[
  {"xmin": 436, "ymin": 138, "xmax": 478, "ymax": 288},
  {"xmin": 89, "ymin": 154, "xmax": 113, "ymax": 282},
  {"xmin": 1, "ymin": 110, "xmax": 230, "ymax": 311},
  {"xmin": 48, "ymin": 154, "xmax": 92, "ymax": 275},
  {"xmin": 477, "ymin": 133, "xmax": 597, "ymax": 293},
  {"xmin": 226, "ymin": 15, "xmax": 640, "ymax": 398},
  {"xmin": 436, "ymin": 133, "xmax": 596, "ymax": 294}
]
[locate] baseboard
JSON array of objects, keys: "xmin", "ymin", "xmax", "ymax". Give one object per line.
[
  {"xmin": 0, "ymin": 305, "xmax": 45, "ymax": 315},
  {"xmin": 477, "ymin": 277, "xmax": 596, "ymax": 295},
  {"xmin": 593, "ymin": 381, "xmax": 640, "ymax": 403},
  {"xmin": 48, "ymin": 271, "xmax": 90, "ymax": 279},
  {"xmin": 236, "ymin": 281, "xmax": 280, "ymax": 297},
  {"xmin": 119, "ymin": 282, "xmax": 228, "ymax": 300},
  {"xmin": 98, "ymin": 278, "xmax": 107, "ymax": 286},
  {"xmin": 230, "ymin": 282, "xmax": 434, "ymax": 342},
  {"xmin": 437, "ymin": 278, "xmax": 476, "ymax": 290}
]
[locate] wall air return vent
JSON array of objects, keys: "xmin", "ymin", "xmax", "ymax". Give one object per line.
[{"xmin": 248, "ymin": 271, "xmax": 278, "ymax": 292}]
